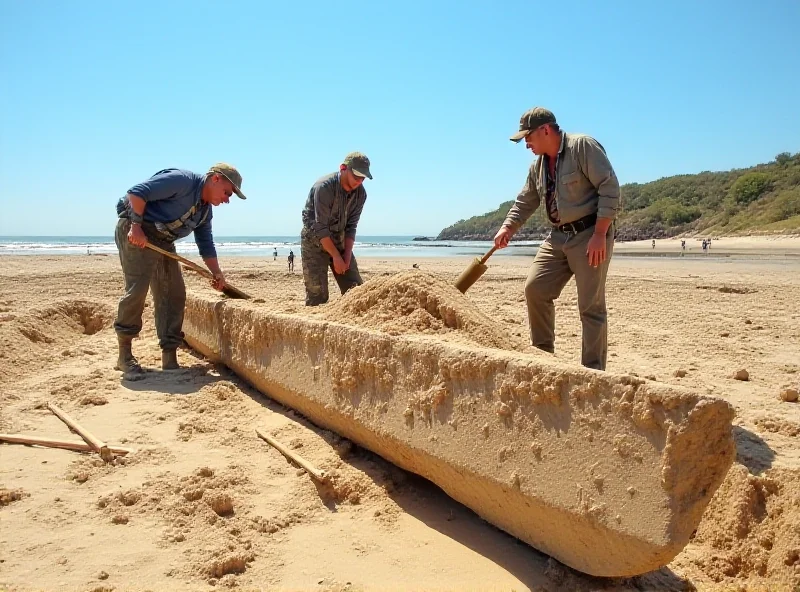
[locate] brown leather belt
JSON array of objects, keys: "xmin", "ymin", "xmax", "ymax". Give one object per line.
[{"xmin": 554, "ymin": 213, "xmax": 597, "ymax": 235}]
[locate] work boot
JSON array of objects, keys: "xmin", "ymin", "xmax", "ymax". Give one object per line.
[
  {"xmin": 161, "ymin": 349, "xmax": 179, "ymax": 370},
  {"xmin": 115, "ymin": 335, "xmax": 143, "ymax": 375}
]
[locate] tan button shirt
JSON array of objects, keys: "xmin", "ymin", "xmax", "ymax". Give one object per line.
[{"xmin": 503, "ymin": 132, "xmax": 620, "ymax": 231}]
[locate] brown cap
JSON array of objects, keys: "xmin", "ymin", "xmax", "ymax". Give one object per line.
[
  {"xmin": 509, "ymin": 107, "xmax": 557, "ymax": 142},
  {"xmin": 208, "ymin": 163, "xmax": 246, "ymax": 199}
]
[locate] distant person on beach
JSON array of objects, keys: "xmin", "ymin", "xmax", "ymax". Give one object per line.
[
  {"xmin": 652, "ymin": 239, "xmax": 656, "ymax": 249},
  {"xmin": 493, "ymin": 107, "xmax": 619, "ymax": 371},
  {"xmin": 681, "ymin": 240, "xmax": 686, "ymax": 250},
  {"xmin": 113, "ymin": 163, "xmax": 246, "ymax": 375},
  {"xmin": 300, "ymin": 152, "xmax": 372, "ymax": 306},
  {"xmin": 702, "ymin": 239, "xmax": 708, "ymax": 252},
  {"xmin": 273, "ymin": 248, "xmax": 278, "ymax": 261},
  {"xmin": 288, "ymin": 250, "xmax": 295, "ymax": 272}
]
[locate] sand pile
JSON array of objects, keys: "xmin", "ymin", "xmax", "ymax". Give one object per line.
[
  {"xmin": 167, "ymin": 378, "xmax": 273, "ymax": 452},
  {"xmin": 686, "ymin": 463, "xmax": 800, "ymax": 589},
  {"xmin": 94, "ymin": 465, "xmax": 262, "ymax": 585},
  {"xmin": 43, "ymin": 369, "xmax": 120, "ymax": 407},
  {"xmin": 319, "ymin": 270, "xmax": 530, "ymax": 351},
  {"xmin": 0, "ymin": 487, "xmax": 29, "ymax": 506},
  {"xmin": 174, "ymin": 381, "xmax": 243, "ymax": 442},
  {"xmin": 64, "ymin": 446, "xmax": 174, "ymax": 487},
  {"xmin": 88, "ymin": 446, "xmax": 397, "ymax": 588},
  {"xmin": 0, "ymin": 298, "xmax": 113, "ymax": 381},
  {"xmin": 754, "ymin": 414, "xmax": 800, "ymax": 437}
]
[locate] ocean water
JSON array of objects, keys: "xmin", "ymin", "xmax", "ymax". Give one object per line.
[{"xmin": 0, "ymin": 236, "xmax": 542, "ymax": 259}]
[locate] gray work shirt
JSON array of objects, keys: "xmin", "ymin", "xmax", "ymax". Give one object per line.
[
  {"xmin": 301, "ymin": 172, "xmax": 367, "ymax": 241},
  {"xmin": 503, "ymin": 132, "xmax": 620, "ymax": 231}
]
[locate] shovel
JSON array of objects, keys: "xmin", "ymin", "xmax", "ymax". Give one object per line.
[
  {"xmin": 454, "ymin": 245, "xmax": 498, "ymax": 293},
  {"xmin": 144, "ymin": 243, "xmax": 251, "ymax": 300}
]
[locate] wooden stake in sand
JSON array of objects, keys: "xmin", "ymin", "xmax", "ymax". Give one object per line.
[
  {"xmin": 255, "ymin": 428, "xmax": 328, "ymax": 483},
  {"xmin": 46, "ymin": 402, "xmax": 114, "ymax": 462},
  {"xmin": 0, "ymin": 433, "xmax": 134, "ymax": 456}
]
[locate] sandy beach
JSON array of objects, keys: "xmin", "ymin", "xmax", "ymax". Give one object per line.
[
  {"xmin": 615, "ymin": 235, "xmax": 800, "ymax": 257},
  {"xmin": 1, "ymin": 237, "xmax": 799, "ymax": 592}
]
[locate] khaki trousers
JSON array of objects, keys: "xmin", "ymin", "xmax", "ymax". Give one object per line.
[{"xmin": 524, "ymin": 225, "xmax": 614, "ymax": 370}]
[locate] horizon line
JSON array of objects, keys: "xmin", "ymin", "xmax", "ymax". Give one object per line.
[{"xmin": 0, "ymin": 233, "xmax": 440, "ymax": 239}]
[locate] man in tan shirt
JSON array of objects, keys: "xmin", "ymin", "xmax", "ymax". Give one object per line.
[{"xmin": 494, "ymin": 107, "xmax": 620, "ymax": 370}]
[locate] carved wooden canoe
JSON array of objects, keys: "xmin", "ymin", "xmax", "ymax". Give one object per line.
[{"xmin": 183, "ymin": 294, "xmax": 734, "ymax": 577}]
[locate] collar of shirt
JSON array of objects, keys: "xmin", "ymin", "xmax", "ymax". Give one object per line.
[
  {"xmin": 556, "ymin": 131, "xmax": 567, "ymax": 156},
  {"xmin": 196, "ymin": 176, "xmax": 208, "ymax": 206},
  {"xmin": 543, "ymin": 133, "xmax": 567, "ymax": 174},
  {"xmin": 544, "ymin": 132, "xmax": 568, "ymax": 181}
]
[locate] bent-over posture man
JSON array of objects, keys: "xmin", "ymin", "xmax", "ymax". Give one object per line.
[
  {"xmin": 494, "ymin": 107, "xmax": 620, "ymax": 370},
  {"xmin": 300, "ymin": 152, "xmax": 372, "ymax": 306},
  {"xmin": 114, "ymin": 163, "xmax": 246, "ymax": 375}
]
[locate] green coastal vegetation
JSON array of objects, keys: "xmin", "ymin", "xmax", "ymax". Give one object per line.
[{"xmin": 436, "ymin": 152, "xmax": 800, "ymax": 241}]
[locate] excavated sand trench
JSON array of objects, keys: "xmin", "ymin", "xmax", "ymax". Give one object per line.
[{"xmin": 183, "ymin": 271, "xmax": 735, "ymax": 577}]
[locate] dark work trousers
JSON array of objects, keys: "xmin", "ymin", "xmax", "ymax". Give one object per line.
[
  {"xmin": 300, "ymin": 227, "xmax": 362, "ymax": 306},
  {"xmin": 113, "ymin": 218, "xmax": 186, "ymax": 350},
  {"xmin": 524, "ymin": 225, "xmax": 614, "ymax": 370}
]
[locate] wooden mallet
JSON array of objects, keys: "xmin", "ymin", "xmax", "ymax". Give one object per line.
[{"xmin": 454, "ymin": 246, "xmax": 498, "ymax": 293}]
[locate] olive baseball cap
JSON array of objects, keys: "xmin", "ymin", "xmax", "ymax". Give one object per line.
[
  {"xmin": 343, "ymin": 152, "xmax": 372, "ymax": 180},
  {"xmin": 208, "ymin": 163, "xmax": 247, "ymax": 199},
  {"xmin": 509, "ymin": 107, "xmax": 557, "ymax": 142}
]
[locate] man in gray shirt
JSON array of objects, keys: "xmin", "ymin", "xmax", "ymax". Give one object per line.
[
  {"xmin": 494, "ymin": 107, "xmax": 620, "ymax": 370},
  {"xmin": 300, "ymin": 152, "xmax": 372, "ymax": 306}
]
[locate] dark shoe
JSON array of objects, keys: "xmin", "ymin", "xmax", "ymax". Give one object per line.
[
  {"xmin": 161, "ymin": 349, "xmax": 179, "ymax": 370},
  {"xmin": 115, "ymin": 335, "xmax": 143, "ymax": 375}
]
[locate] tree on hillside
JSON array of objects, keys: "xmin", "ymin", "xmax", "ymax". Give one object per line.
[{"xmin": 729, "ymin": 173, "xmax": 770, "ymax": 205}]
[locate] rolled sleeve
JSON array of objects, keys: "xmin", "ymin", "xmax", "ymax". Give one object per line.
[
  {"xmin": 579, "ymin": 137, "xmax": 620, "ymax": 220},
  {"xmin": 503, "ymin": 164, "xmax": 541, "ymax": 231},
  {"xmin": 128, "ymin": 169, "xmax": 193, "ymax": 203},
  {"xmin": 193, "ymin": 217, "xmax": 217, "ymax": 259},
  {"xmin": 345, "ymin": 191, "xmax": 366, "ymax": 239},
  {"xmin": 311, "ymin": 184, "xmax": 335, "ymax": 239}
]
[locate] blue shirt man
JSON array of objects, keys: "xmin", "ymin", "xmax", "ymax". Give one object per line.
[
  {"xmin": 114, "ymin": 163, "xmax": 246, "ymax": 375},
  {"xmin": 119, "ymin": 169, "xmax": 217, "ymax": 257}
]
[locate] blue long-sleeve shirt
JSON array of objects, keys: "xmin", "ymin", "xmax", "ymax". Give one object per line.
[{"xmin": 121, "ymin": 169, "xmax": 217, "ymax": 258}]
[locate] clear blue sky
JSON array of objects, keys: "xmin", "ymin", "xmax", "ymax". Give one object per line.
[{"xmin": 1, "ymin": 0, "xmax": 798, "ymax": 237}]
